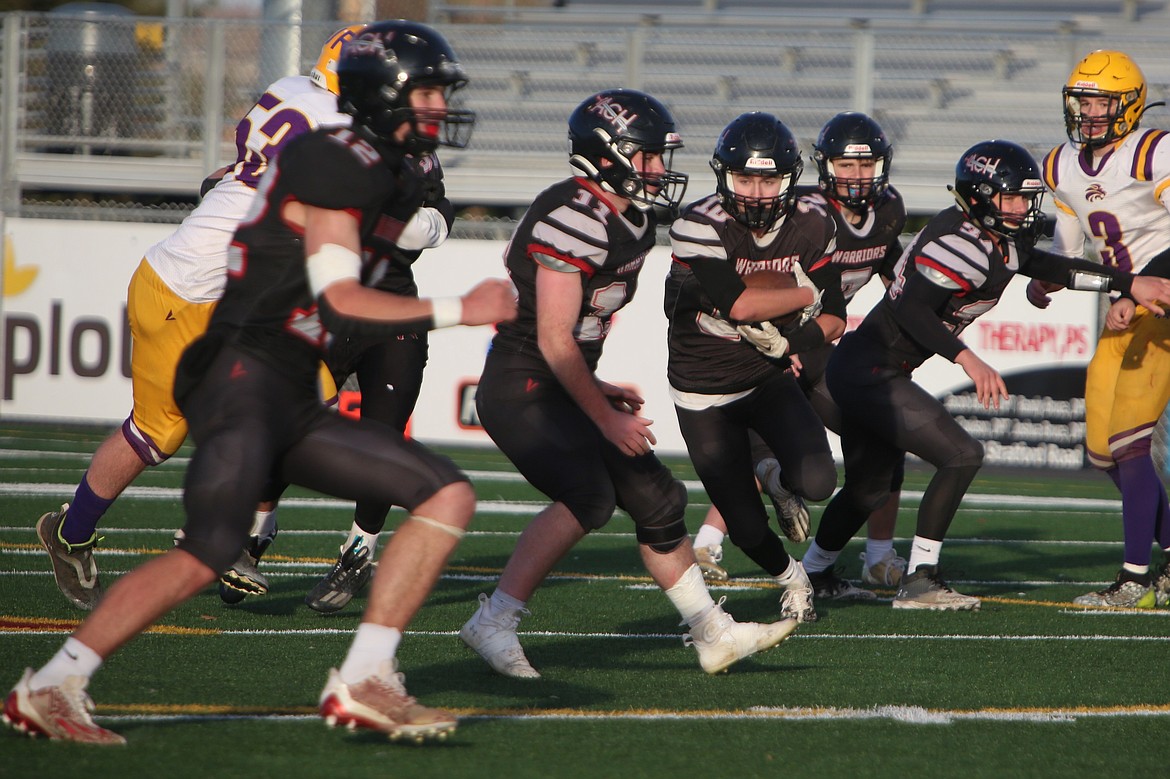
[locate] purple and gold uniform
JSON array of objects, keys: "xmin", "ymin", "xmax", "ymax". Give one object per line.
[
  {"xmin": 126, "ymin": 75, "xmax": 349, "ymax": 464},
  {"xmin": 173, "ymin": 127, "xmax": 467, "ymax": 573},
  {"xmin": 1042, "ymin": 128, "xmax": 1170, "ymax": 469}
]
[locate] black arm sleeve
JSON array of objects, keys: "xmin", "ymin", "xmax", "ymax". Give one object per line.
[
  {"xmin": 1021, "ymin": 247, "xmax": 1133, "ymax": 295},
  {"xmin": 1140, "ymin": 246, "xmax": 1170, "ymax": 279},
  {"xmin": 889, "ymin": 271, "xmax": 968, "ymax": 362},
  {"xmin": 316, "ymin": 295, "xmax": 432, "ymax": 340},
  {"xmin": 688, "ymin": 255, "xmax": 747, "ymax": 317},
  {"xmin": 781, "ymin": 318, "xmax": 826, "ymax": 355}
]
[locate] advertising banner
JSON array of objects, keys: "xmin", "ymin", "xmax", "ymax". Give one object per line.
[{"xmin": 1, "ymin": 219, "xmax": 1096, "ymax": 466}]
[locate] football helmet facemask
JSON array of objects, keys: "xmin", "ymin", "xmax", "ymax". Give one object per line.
[
  {"xmin": 310, "ymin": 24, "xmax": 366, "ymax": 95},
  {"xmin": 812, "ymin": 111, "xmax": 893, "ymax": 210},
  {"xmin": 568, "ymin": 89, "xmax": 688, "ymax": 213},
  {"xmin": 1063, "ymin": 50, "xmax": 1148, "ymax": 148},
  {"xmin": 710, "ymin": 111, "xmax": 802, "ymax": 231},
  {"xmin": 951, "ymin": 140, "xmax": 1045, "ymax": 241},
  {"xmin": 336, "ymin": 20, "xmax": 475, "ymax": 154}
]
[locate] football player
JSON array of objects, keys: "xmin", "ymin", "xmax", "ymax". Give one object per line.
[
  {"xmin": 304, "ymin": 124, "xmax": 454, "ymax": 614},
  {"xmin": 32, "ymin": 23, "xmax": 366, "ymax": 609},
  {"xmin": 690, "ymin": 112, "xmax": 910, "ymax": 600},
  {"xmin": 822, "ymin": 139, "xmax": 1170, "ymax": 610},
  {"xmin": 1028, "ymin": 50, "xmax": 1170, "ymax": 607},
  {"xmin": 5, "ymin": 20, "xmax": 516, "ymax": 746},
  {"xmin": 667, "ymin": 111, "xmax": 843, "ymax": 623},
  {"xmin": 460, "ymin": 91, "xmax": 797, "ymax": 679}
]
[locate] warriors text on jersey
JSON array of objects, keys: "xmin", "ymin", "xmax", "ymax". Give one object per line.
[
  {"xmin": 210, "ymin": 127, "xmax": 422, "ymax": 381},
  {"xmin": 1042, "ymin": 129, "xmax": 1170, "ymax": 272},
  {"xmin": 665, "ymin": 193, "xmax": 837, "ymax": 394},
  {"xmin": 796, "ymin": 186, "xmax": 906, "ymax": 302},
  {"xmin": 145, "ymin": 75, "xmax": 350, "ymax": 303},
  {"xmin": 491, "ymin": 177, "xmax": 657, "ymax": 370},
  {"xmin": 854, "ymin": 206, "xmax": 1022, "ymax": 373}
]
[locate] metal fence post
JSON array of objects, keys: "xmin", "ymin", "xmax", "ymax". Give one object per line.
[
  {"xmin": 201, "ymin": 21, "xmax": 226, "ymax": 177},
  {"xmin": 851, "ymin": 20, "xmax": 874, "ymax": 115},
  {"xmin": 1, "ymin": 13, "xmax": 22, "ymax": 215}
]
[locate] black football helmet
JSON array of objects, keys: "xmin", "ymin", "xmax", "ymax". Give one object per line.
[
  {"xmin": 710, "ymin": 112, "xmax": 802, "ymax": 231},
  {"xmin": 568, "ymin": 89, "xmax": 688, "ymax": 213},
  {"xmin": 951, "ymin": 140, "xmax": 1045, "ymax": 240},
  {"xmin": 336, "ymin": 20, "xmax": 475, "ymax": 154},
  {"xmin": 812, "ymin": 111, "xmax": 893, "ymax": 210}
]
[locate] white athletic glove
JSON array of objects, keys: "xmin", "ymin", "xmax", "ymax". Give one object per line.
[
  {"xmin": 792, "ymin": 262, "xmax": 823, "ymax": 325},
  {"xmin": 737, "ymin": 321, "xmax": 790, "ymax": 359}
]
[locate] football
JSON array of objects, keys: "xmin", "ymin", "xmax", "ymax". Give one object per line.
[{"xmin": 742, "ymin": 270, "xmax": 800, "ymax": 326}]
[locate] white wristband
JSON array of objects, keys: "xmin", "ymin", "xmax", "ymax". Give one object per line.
[
  {"xmin": 306, "ymin": 243, "xmax": 360, "ymax": 297},
  {"xmin": 430, "ymin": 296, "xmax": 463, "ymax": 329}
]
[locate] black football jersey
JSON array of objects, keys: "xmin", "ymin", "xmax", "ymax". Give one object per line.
[
  {"xmin": 796, "ymin": 186, "xmax": 906, "ymax": 302},
  {"xmin": 665, "ymin": 193, "xmax": 837, "ymax": 394},
  {"xmin": 853, "ymin": 206, "xmax": 1022, "ymax": 373},
  {"xmin": 213, "ymin": 126, "xmax": 417, "ymax": 378},
  {"xmin": 490, "ymin": 177, "xmax": 658, "ymax": 371}
]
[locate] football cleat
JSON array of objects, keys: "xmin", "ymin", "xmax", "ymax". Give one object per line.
[
  {"xmin": 893, "ymin": 565, "xmax": 980, "ymax": 611},
  {"xmin": 1153, "ymin": 561, "xmax": 1170, "ymax": 608},
  {"xmin": 3, "ymin": 668, "xmax": 125, "ymax": 745},
  {"xmin": 1072, "ymin": 570, "xmax": 1156, "ymax": 609},
  {"xmin": 860, "ymin": 549, "xmax": 907, "ymax": 587},
  {"xmin": 459, "ymin": 593, "xmax": 540, "ymax": 679},
  {"xmin": 807, "ymin": 568, "xmax": 877, "ymax": 601},
  {"xmin": 684, "ymin": 599, "xmax": 798, "ymax": 674},
  {"xmin": 319, "ymin": 660, "xmax": 456, "ymax": 744},
  {"xmin": 36, "ymin": 504, "xmax": 103, "ymax": 611},
  {"xmin": 756, "ymin": 459, "xmax": 810, "ymax": 543},
  {"xmin": 219, "ymin": 533, "xmax": 275, "ymax": 604},
  {"xmin": 777, "ymin": 561, "xmax": 818, "ymax": 623},
  {"xmin": 305, "ymin": 538, "xmax": 374, "ymax": 614},
  {"xmin": 695, "ymin": 544, "xmax": 729, "ymax": 583}
]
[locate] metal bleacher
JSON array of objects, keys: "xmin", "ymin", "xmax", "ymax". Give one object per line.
[
  {"xmin": 2, "ymin": 3, "xmax": 1169, "ymax": 219},
  {"xmin": 427, "ymin": 0, "xmax": 1170, "ymax": 215}
]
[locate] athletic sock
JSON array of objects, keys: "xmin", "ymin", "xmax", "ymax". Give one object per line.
[
  {"xmin": 800, "ymin": 540, "xmax": 839, "ymax": 575},
  {"xmin": 1117, "ymin": 457, "xmax": 1162, "ymax": 568},
  {"xmin": 906, "ymin": 535, "xmax": 942, "ymax": 573},
  {"xmin": 30, "ymin": 638, "xmax": 102, "ymax": 688},
  {"xmin": 694, "ymin": 523, "xmax": 725, "ymax": 550},
  {"xmin": 61, "ymin": 474, "xmax": 114, "ymax": 545},
  {"xmin": 487, "ymin": 589, "xmax": 528, "ymax": 619},
  {"xmin": 865, "ymin": 537, "xmax": 894, "ymax": 566},
  {"xmin": 341, "ymin": 525, "xmax": 380, "ymax": 558},
  {"xmin": 338, "ymin": 623, "xmax": 402, "ymax": 684}
]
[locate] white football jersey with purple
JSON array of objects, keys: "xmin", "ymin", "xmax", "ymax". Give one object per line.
[
  {"xmin": 145, "ymin": 75, "xmax": 350, "ymax": 302},
  {"xmin": 1042, "ymin": 128, "xmax": 1170, "ymax": 274}
]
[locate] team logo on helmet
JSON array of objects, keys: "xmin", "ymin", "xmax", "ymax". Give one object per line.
[{"xmin": 587, "ymin": 95, "xmax": 639, "ymax": 135}]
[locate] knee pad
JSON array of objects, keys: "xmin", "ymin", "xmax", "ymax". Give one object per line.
[
  {"xmin": 635, "ymin": 516, "xmax": 688, "ymax": 553},
  {"xmin": 633, "ymin": 479, "xmax": 687, "ymax": 553}
]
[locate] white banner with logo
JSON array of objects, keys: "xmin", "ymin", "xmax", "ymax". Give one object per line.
[{"xmin": 1, "ymin": 219, "xmax": 1097, "ymax": 466}]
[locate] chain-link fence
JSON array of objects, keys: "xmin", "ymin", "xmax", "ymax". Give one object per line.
[{"xmin": 4, "ymin": 8, "xmax": 1170, "ymax": 220}]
